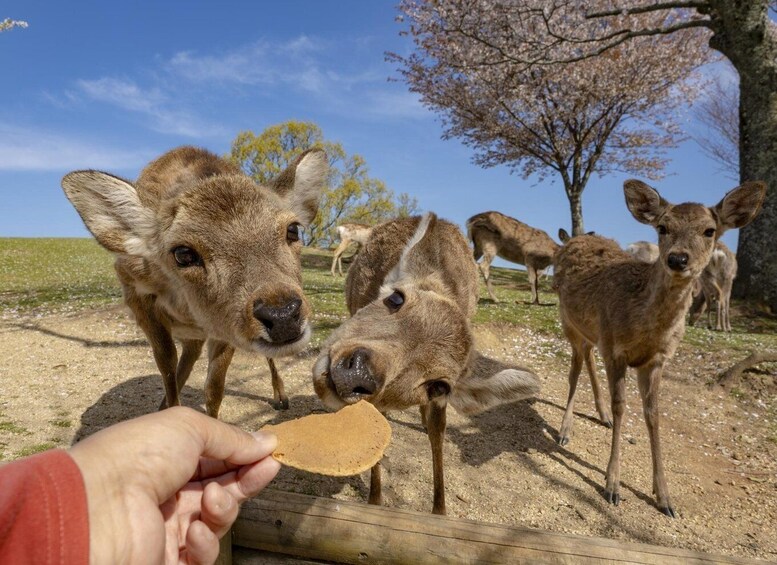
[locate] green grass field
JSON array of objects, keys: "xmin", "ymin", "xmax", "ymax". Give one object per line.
[{"xmin": 2, "ymin": 238, "xmax": 775, "ymax": 354}]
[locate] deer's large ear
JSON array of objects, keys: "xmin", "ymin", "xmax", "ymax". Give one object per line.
[
  {"xmin": 270, "ymin": 149, "xmax": 328, "ymax": 225},
  {"xmin": 62, "ymin": 171, "xmax": 154, "ymax": 256},
  {"xmin": 714, "ymin": 181, "xmax": 766, "ymax": 233},
  {"xmin": 383, "ymin": 212, "xmax": 437, "ymax": 286},
  {"xmin": 558, "ymin": 228, "xmax": 570, "ymax": 243},
  {"xmin": 624, "ymin": 180, "xmax": 669, "ymax": 226},
  {"xmin": 449, "ymin": 352, "xmax": 541, "ymax": 416}
]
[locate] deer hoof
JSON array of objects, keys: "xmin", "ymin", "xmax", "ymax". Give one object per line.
[
  {"xmin": 271, "ymin": 398, "xmax": 290, "ymax": 410},
  {"xmin": 604, "ymin": 489, "xmax": 620, "ymax": 506},
  {"xmin": 602, "ymin": 418, "xmax": 613, "ymax": 429},
  {"xmin": 660, "ymin": 505, "xmax": 676, "ymax": 518},
  {"xmin": 558, "ymin": 435, "xmax": 570, "ymax": 446}
]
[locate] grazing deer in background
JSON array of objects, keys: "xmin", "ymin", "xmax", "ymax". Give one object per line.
[
  {"xmin": 466, "ymin": 211, "xmax": 559, "ymax": 305},
  {"xmin": 689, "ymin": 241, "xmax": 738, "ymax": 332},
  {"xmin": 313, "ymin": 213, "xmax": 541, "ymax": 515},
  {"xmin": 62, "ymin": 146, "xmax": 327, "ymax": 416},
  {"xmin": 626, "ymin": 241, "xmax": 659, "ymax": 263},
  {"xmin": 330, "ymin": 223, "xmax": 372, "ymax": 276},
  {"xmin": 553, "ymin": 179, "xmax": 765, "ymax": 517}
]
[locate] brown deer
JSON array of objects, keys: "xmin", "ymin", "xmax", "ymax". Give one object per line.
[
  {"xmin": 626, "ymin": 241, "xmax": 659, "ymax": 263},
  {"xmin": 313, "ymin": 213, "xmax": 541, "ymax": 514},
  {"xmin": 62, "ymin": 146, "xmax": 327, "ymax": 416},
  {"xmin": 466, "ymin": 211, "xmax": 559, "ymax": 304},
  {"xmin": 553, "ymin": 179, "xmax": 765, "ymax": 517},
  {"xmin": 689, "ymin": 241, "xmax": 738, "ymax": 332},
  {"xmin": 330, "ymin": 223, "xmax": 372, "ymax": 276}
]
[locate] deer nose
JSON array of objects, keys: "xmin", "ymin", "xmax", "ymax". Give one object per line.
[
  {"xmin": 253, "ymin": 297, "xmax": 303, "ymax": 343},
  {"xmin": 329, "ymin": 348, "xmax": 381, "ymax": 400},
  {"xmin": 667, "ymin": 253, "xmax": 689, "ymax": 272}
]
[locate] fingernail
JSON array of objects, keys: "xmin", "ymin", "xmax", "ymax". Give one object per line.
[{"xmin": 251, "ymin": 431, "xmax": 278, "ymax": 450}]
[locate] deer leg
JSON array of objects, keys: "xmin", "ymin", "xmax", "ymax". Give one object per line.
[
  {"xmin": 688, "ymin": 292, "xmax": 706, "ymax": 327},
  {"xmin": 528, "ymin": 265, "xmax": 539, "ymax": 305},
  {"xmin": 158, "ymin": 339, "xmax": 204, "ymax": 410},
  {"xmin": 127, "ymin": 291, "xmax": 179, "ymax": 410},
  {"xmin": 558, "ymin": 344, "xmax": 583, "ymax": 446},
  {"xmin": 331, "ymin": 240, "xmax": 350, "ymax": 276},
  {"xmin": 479, "ymin": 249, "xmax": 498, "ymax": 302},
  {"xmin": 368, "ymin": 461, "xmax": 382, "ymax": 506},
  {"xmin": 424, "ymin": 396, "xmax": 448, "ymax": 515},
  {"xmin": 584, "ymin": 343, "xmax": 611, "ymax": 428},
  {"xmin": 204, "ymin": 340, "xmax": 235, "ymax": 418},
  {"xmin": 637, "ymin": 362, "xmax": 675, "ymax": 517},
  {"xmin": 266, "ymin": 357, "xmax": 289, "ymax": 410},
  {"xmin": 603, "ymin": 358, "xmax": 627, "ymax": 506}
]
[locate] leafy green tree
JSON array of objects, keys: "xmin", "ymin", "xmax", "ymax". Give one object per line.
[{"xmin": 228, "ymin": 121, "xmax": 418, "ymax": 246}]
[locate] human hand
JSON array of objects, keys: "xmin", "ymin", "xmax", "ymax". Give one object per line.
[{"xmin": 68, "ymin": 406, "xmax": 280, "ymax": 565}]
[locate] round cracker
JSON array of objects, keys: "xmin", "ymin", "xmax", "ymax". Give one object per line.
[{"xmin": 264, "ymin": 401, "xmax": 391, "ymax": 476}]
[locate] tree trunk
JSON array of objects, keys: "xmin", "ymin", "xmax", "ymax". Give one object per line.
[
  {"xmin": 568, "ymin": 189, "xmax": 585, "ymax": 236},
  {"xmin": 708, "ymin": 1, "xmax": 777, "ymax": 313}
]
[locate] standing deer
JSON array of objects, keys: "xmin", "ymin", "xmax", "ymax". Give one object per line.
[
  {"xmin": 553, "ymin": 179, "xmax": 765, "ymax": 517},
  {"xmin": 330, "ymin": 223, "xmax": 372, "ymax": 276},
  {"xmin": 62, "ymin": 146, "xmax": 327, "ymax": 416},
  {"xmin": 313, "ymin": 213, "xmax": 541, "ymax": 514},
  {"xmin": 466, "ymin": 211, "xmax": 559, "ymax": 304},
  {"xmin": 626, "ymin": 241, "xmax": 659, "ymax": 263},
  {"xmin": 689, "ymin": 241, "xmax": 738, "ymax": 332}
]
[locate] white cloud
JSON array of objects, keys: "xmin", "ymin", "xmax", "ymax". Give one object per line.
[{"xmin": 0, "ymin": 122, "xmax": 154, "ymax": 172}]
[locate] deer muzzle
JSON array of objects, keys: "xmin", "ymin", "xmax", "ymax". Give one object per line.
[{"xmin": 329, "ymin": 347, "xmax": 383, "ymax": 402}]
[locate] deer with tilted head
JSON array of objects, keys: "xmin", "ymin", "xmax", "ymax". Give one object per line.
[
  {"xmin": 62, "ymin": 146, "xmax": 327, "ymax": 417},
  {"xmin": 467, "ymin": 211, "xmax": 559, "ymax": 305},
  {"xmin": 313, "ymin": 213, "xmax": 541, "ymax": 515},
  {"xmin": 553, "ymin": 179, "xmax": 765, "ymax": 517},
  {"xmin": 330, "ymin": 223, "xmax": 372, "ymax": 276}
]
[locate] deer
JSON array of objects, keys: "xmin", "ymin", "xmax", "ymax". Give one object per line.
[
  {"xmin": 330, "ymin": 223, "xmax": 372, "ymax": 276},
  {"xmin": 689, "ymin": 241, "xmax": 738, "ymax": 332},
  {"xmin": 62, "ymin": 146, "xmax": 328, "ymax": 417},
  {"xmin": 466, "ymin": 211, "xmax": 559, "ymax": 305},
  {"xmin": 626, "ymin": 241, "xmax": 659, "ymax": 263},
  {"xmin": 313, "ymin": 213, "xmax": 541, "ymax": 515},
  {"xmin": 553, "ymin": 179, "xmax": 765, "ymax": 517}
]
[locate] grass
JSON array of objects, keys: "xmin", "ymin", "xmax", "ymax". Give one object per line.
[{"xmin": 17, "ymin": 442, "xmax": 56, "ymax": 457}]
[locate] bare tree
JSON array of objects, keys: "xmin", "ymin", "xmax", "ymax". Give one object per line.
[
  {"xmin": 694, "ymin": 70, "xmax": 739, "ymax": 179},
  {"xmin": 391, "ymin": 1, "xmax": 708, "ymax": 235}
]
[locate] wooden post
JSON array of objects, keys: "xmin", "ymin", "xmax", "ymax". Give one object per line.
[{"xmin": 233, "ymin": 489, "xmax": 764, "ymax": 565}]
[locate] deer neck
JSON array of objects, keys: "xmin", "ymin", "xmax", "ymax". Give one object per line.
[{"xmin": 646, "ymin": 261, "xmax": 695, "ymax": 327}]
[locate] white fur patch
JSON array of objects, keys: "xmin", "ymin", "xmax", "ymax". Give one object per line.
[
  {"xmin": 383, "ymin": 212, "xmax": 434, "ymax": 287},
  {"xmin": 285, "ymin": 150, "xmax": 328, "ymax": 225}
]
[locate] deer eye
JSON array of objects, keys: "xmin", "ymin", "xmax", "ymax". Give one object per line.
[
  {"xmin": 703, "ymin": 228, "xmax": 716, "ymax": 237},
  {"xmin": 657, "ymin": 225, "xmax": 667, "ymax": 235},
  {"xmin": 287, "ymin": 223, "xmax": 301, "ymax": 243},
  {"xmin": 173, "ymin": 246, "xmax": 202, "ymax": 267},
  {"xmin": 383, "ymin": 290, "xmax": 405, "ymax": 313}
]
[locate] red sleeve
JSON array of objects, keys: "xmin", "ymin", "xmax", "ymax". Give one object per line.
[{"xmin": 0, "ymin": 449, "xmax": 89, "ymax": 565}]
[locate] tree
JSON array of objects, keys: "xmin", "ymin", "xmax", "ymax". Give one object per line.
[
  {"xmin": 0, "ymin": 18, "xmax": 27, "ymax": 33},
  {"xmin": 228, "ymin": 121, "xmax": 418, "ymax": 246},
  {"xmin": 693, "ymin": 69, "xmax": 739, "ymax": 180},
  {"xmin": 391, "ymin": 1, "xmax": 708, "ymax": 235},
  {"xmin": 420, "ymin": 1, "xmax": 776, "ymax": 311}
]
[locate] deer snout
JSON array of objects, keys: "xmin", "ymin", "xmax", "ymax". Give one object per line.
[
  {"xmin": 329, "ymin": 348, "xmax": 382, "ymax": 401},
  {"xmin": 253, "ymin": 297, "xmax": 303, "ymax": 344},
  {"xmin": 666, "ymin": 252, "xmax": 689, "ymax": 272}
]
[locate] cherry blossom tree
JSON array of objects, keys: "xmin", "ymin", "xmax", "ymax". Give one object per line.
[
  {"xmin": 693, "ymin": 71, "xmax": 739, "ymax": 180},
  {"xmin": 391, "ymin": 0, "xmax": 709, "ymax": 235},
  {"xmin": 0, "ymin": 18, "xmax": 27, "ymax": 33}
]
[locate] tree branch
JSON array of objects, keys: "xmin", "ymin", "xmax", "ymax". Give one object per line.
[{"xmin": 586, "ymin": 2, "xmax": 709, "ymax": 19}]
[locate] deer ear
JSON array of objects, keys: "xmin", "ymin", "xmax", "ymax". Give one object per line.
[
  {"xmin": 714, "ymin": 181, "xmax": 766, "ymax": 233},
  {"xmin": 270, "ymin": 148, "xmax": 328, "ymax": 225},
  {"xmin": 624, "ymin": 180, "xmax": 669, "ymax": 226},
  {"xmin": 558, "ymin": 228, "xmax": 570, "ymax": 243},
  {"xmin": 61, "ymin": 171, "xmax": 154, "ymax": 256},
  {"xmin": 449, "ymin": 352, "xmax": 541, "ymax": 416},
  {"xmin": 383, "ymin": 212, "xmax": 437, "ymax": 286}
]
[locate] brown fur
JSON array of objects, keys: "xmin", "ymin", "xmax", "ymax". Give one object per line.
[
  {"xmin": 466, "ymin": 211, "xmax": 559, "ymax": 304},
  {"xmin": 553, "ymin": 179, "xmax": 766, "ymax": 517},
  {"xmin": 626, "ymin": 241, "xmax": 660, "ymax": 263},
  {"xmin": 689, "ymin": 241, "xmax": 738, "ymax": 331},
  {"xmin": 330, "ymin": 223, "xmax": 373, "ymax": 276},
  {"xmin": 313, "ymin": 214, "xmax": 541, "ymax": 514},
  {"xmin": 62, "ymin": 146, "xmax": 328, "ymax": 416}
]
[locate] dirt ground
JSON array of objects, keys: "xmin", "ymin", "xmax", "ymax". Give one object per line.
[{"xmin": 1, "ymin": 305, "xmax": 776, "ymax": 562}]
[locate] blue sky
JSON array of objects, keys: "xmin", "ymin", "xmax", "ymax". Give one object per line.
[{"xmin": 0, "ymin": 1, "xmax": 741, "ymax": 255}]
